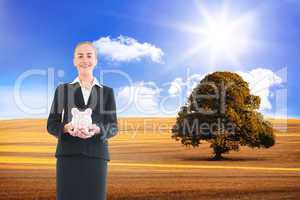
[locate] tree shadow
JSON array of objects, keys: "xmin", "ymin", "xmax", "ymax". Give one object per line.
[{"xmin": 181, "ymin": 156, "xmax": 269, "ymax": 162}]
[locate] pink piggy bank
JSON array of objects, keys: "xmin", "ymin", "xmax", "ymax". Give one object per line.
[{"xmin": 70, "ymin": 107, "xmax": 93, "ymax": 133}]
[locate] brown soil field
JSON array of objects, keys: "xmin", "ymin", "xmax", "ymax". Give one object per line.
[{"xmin": 0, "ymin": 118, "xmax": 299, "ymax": 200}]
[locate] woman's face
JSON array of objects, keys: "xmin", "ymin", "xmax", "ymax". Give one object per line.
[{"xmin": 73, "ymin": 44, "xmax": 98, "ymax": 75}]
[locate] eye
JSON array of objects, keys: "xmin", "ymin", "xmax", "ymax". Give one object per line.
[
  {"xmin": 78, "ymin": 55, "xmax": 83, "ymax": 58},
  {"xmin": 87, "ymin": 55, "xmax": 91, "ymax": 58}
]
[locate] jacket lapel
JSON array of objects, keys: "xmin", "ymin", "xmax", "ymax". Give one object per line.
[
  {"xmin": 73, "ymin": 83, "xmax": 86, "ymax": 109},
  {"xmin": 88, "ymin": 85, "xmax": 103, "ymax": 110},
  {"xmin": 73, "ymin": 82, "xmax": 103, "ymax": 110}
]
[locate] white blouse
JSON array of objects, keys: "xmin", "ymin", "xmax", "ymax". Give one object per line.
[
  {"xmin": 70, "ymin": 77, "xmax": 102, "ymax": 105},
  {"xmin": 81, "ymin": 87, "xmax": 92, "ymax": 105}
]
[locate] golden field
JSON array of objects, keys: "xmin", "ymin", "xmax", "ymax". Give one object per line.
[{"xmin": 0, "ymin": 117, "xmax": 299, "ymax": 200}]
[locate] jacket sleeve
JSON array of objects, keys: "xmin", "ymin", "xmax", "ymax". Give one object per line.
[
  {"xmin": 47, "ymin": 85, "xmax": 65, "ymax": 138},
  {"xmin": 98, "ymin": 88, "xmax": 118, "ymax": 142}
]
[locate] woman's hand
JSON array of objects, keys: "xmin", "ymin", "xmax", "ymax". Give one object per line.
[
  {"xmin": 64, "ymin": 123, "xmax": 83, "ymax": 137},
  {"xmin": 89, "ymin": 124, "xmax": 101, "ymax": 136},
  {"xmin": 76, "ymin": 124, "xmax": 101, "ymax": 139},
  {"xmin": 76, "ymin": 128, "xmax": 93, "ymax": 139},
  {"xmin": 64, "ymin": 122, "xmax": 77, "ymax": 136},
  {"xmin": 64, "ymin": 123, "xmax": 101, "ymax": 139}
]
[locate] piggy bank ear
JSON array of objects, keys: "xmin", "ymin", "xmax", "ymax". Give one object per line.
[
  {"xmin": 71, "ymin": 107, "xmax": 79, "ymax": 116},
  {"xmin": 85, "ymin": 108, "xmax": 92, "ymax": 115}
]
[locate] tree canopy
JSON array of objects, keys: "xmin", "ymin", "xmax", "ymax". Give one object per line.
[{"xmin": 171, "ymin": 71, "xmax": 275, "ymax": 159}]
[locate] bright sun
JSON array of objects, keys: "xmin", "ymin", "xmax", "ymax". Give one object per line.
[
  {"xmin": 201, "ymin": 14, "xmax": 253, "ymax": 64},
  {"xmin": 205, "ymin": 19, "xmax": 242, "ymax": 53},
  {"xmin": 173, "ymin": 2, "xmax": 258, "ymax": 67}
]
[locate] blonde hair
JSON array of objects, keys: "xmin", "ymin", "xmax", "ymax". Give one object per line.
[{"xmin": 73, "ymin": 41, "xmax": 98, "ymax": 57}]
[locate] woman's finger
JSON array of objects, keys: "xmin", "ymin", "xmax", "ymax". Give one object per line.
[
  {"xmin": 89, "ymin": 130, "xmax": 95, "ymax": 136},
  {"xmin": 81, "ymin": 129, "xmax": 91, "ymax": 136},
  {"xmin": 77, "ymin": 129, "xmax": 92, "ymax": 138},
  {"xmin": 68, "ymin": 128, "xmax": 75, "ymax": 136}
]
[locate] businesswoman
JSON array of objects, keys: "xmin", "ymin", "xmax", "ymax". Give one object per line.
[{"xmin": 47, "ymin": 41, "xmax": 118, "ymax": 200}]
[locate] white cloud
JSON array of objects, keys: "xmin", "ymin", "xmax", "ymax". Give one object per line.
[
  {"xmin": 0, "ymin": 81, "xmax": 163, "ymax": 119},
  {"xmin": 168, "ymin": 73, "xmax": 206, "ymax": 97},
  {"xmin": 0, "ymin": 68, "xmax": 284, "ymax": 119},
  {"xmin": 116, "ymin": 81, "xmax": 161, "ymax": 116},
  {"xmin": 168, "ymin": 68, "xmax": 283, "ymax": 111},
  {"xmin": 0, "ymin": 86, "xmax": 50, "ymax": 119},
  {"xmin": 168, "ymin": 78, "xmax": 184, "ymax": 96},
  {"xmin": 236, "ymin": 68, "xmax": 283, "ymax": 110},
  {"xmin": 93, "ymin": 35, "xmax": 164, "ymax": 63}
]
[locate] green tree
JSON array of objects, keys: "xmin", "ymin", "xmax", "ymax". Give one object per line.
[{"xmin": 171, "ymin": 71, "xmax": 275, "ymax": 160}]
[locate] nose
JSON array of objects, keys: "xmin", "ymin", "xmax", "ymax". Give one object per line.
[
  {"xmin": 82, "ymin": 57, "xmax": 89, "ymax": 62},
  {"xmin": 81, "ymin": 59, "xmax": 89, "ymax": 66}
]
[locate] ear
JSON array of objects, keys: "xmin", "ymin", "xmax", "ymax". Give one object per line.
[
  {"xmin": 71, "ymin": 107, "xmax": 79, "ymax": 115},
  {"xmin": 85, "ymin": 108, "xmax": 92, "ymax": 115}
]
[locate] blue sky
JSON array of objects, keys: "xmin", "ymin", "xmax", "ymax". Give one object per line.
[{"xmin": 0, "ymin": 0, "xmax": 299, "ymax": 119}]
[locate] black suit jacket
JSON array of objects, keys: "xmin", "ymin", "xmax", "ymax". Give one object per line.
[{"xmin": 47, "ymin": 82, "xmax": 118, "ymax": 161}]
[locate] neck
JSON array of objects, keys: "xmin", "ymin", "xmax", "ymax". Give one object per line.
[{"xmin": 79, "ymin": 73, "xmax": 93, "ymax": 82}]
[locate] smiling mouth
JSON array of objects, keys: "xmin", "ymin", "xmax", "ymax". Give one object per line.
[{"xmin": 80, "ymin": 65, "xmax": 91, "ymax": 68}]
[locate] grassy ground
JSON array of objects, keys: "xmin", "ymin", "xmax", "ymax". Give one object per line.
[{"xmin": 0, "ymin": 118, "xmax": 299, "ymax": 200}]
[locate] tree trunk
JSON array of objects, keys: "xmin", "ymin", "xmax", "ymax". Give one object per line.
[{"xmin": 213, "ymin": 151, "xmax": 223, "ymax": 160}]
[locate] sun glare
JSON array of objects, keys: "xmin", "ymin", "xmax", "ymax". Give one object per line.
[
  {"xmin": 201, "ymin": 14, "xmax": 252, "ymax": 64},
  {"xmin": 171, "ymin": 2, "xmax": 258, "ymax": 67}
]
